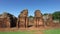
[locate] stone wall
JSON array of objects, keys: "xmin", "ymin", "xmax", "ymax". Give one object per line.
[
  {"xmin": 34, "ymin": 10, "xmax": 44, "ymax": 27},
  {"xmin": 0, "ymin": 13, "xmax": 10, "ymax": 28},
  {"xmin": 0, "ymin": 9, "xmax": 60, "ymax": 29},
  {"xmin": 47, "ymin": 14, "xmax": 53, "ymax": 26},
  {"xmin": 18, "ymin": 9, "xmax": 28, "ymax": 28},
  {"xmin": 0, "ymin": 12, "xmax": 17, "ymax": 28}
]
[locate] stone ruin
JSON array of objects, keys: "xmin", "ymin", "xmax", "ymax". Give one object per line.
[
  {"xmin": 43, "ymin": 14, "xmax": 54, "ymax": 26},
  {"xmin": 0, "ymin": 12, "xmax": 17, "ymax": 28},
  {"xmin": 47, "ymin": 14, "xmax": 60, "ymax": 27},
  {"xmin": 34, "ymin": 10, "xmax": 44, "ymax": 27},
  {"xmin": 17, "ymin": 9, "xmax": 28, "ymax": 28},
  {"xmin": 47, "ymin": 14, "xmax": 53, "ymax": 26},
  {"xmin": 0, "ymin": 13, "xmax": 10, "ymax": 28},
  {"xmin": 0, "ymin": 9, "xmax": 60, "ymax": 29}
]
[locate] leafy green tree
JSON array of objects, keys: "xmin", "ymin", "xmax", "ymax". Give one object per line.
[
  {"xmin": 29, "ymin": 15, "xmax": 34, "ymax": 18},
  {"xmin": 52, "ymin": 11, "xmax": 60, "ymax": 20},
  {"xmin": 43, "ymin": 13, "xmax": 49, "ymax": 16}
]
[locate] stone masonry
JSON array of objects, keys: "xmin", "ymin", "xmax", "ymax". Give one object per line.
[
  {"xmin": 0, "ymin": 9, "xmax": 59, "ymax": 29},
  {"xmin": 17, "ymin": 9, "xmax": 28, "ymax": 28},
  {"xmin": 34, "ymin": 10, "xmax": 44, "ymax": 27}
]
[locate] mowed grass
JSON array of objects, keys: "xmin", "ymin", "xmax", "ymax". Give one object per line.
[
  {"xmin": 0, "ymin": 30, "xmax": 36, "ymax": 34},
  {"xmin": 0, "ymin": 29, "xmax": 60, "ymax": 34},
  {"xmin": 43, "ymin": 28, "xmax": 60, "ymax": 34},
  {"xmin": 0, "ymin": 31, "xmax": 34, "ymax": 34}
]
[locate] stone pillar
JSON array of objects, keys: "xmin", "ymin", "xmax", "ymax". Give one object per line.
[
  {"xmin": 18, "ymin": 9, "xmax": 28, "ymax": 28},
  {"xmin": 25, "ymin": 17, "xmax": 28, "ymax": 28},
  {"xmin": 34, "ymin": 10, "xmax": 44, "ymax": 27}
]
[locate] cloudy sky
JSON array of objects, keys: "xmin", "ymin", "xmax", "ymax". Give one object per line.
[{"xmin": 0, "ymin": 0, "xmax": 60, "ymax": 17}]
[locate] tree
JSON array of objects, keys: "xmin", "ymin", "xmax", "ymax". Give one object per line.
[
  {"xmin": 52, "ymin": 11, "xmax": 60, "ymax": 20},
  {"xmin": 29, "ymin": 16, "xmax": 34, "ymax": 18},
  {"xmin": 43, "ymin": 13, "xmax": 49, "ymax": 16}
]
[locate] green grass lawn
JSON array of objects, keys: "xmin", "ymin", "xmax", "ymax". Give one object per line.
[
  {"xmin": 0, "ymin": 30, "xmax": 36, "ymax": 34},
  {"xmin": 0, "ymin": 29, "xmax": 60, "ymax": 34},
  {"xmin": 0, "ymin": 31, "xmax": 34, "ymax": 34},
  {"xmin": 43, "ymin": 29, "xmax": 60, "ymax": 34}
]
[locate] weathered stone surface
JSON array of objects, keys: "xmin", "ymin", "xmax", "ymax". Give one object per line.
[
  {"xmin": 46, "ymin": 14, "xmax": 53, "ymax": 26},
  {"xmin": 18, "ymin": 9, "xmax": 28, "ymax": 28},
  {"xmin": 0, "ymin": 12, "xmax": 17, "ymax": 28},
  {"xmin": 34, "ymin": 10, "xmax": 44, "ymax": 27},
  {"xmin": 43, "ymin": 15, "xmax": 48, "ymax": 26},
  {"xmin": 43, "ymin": 14, "xmax": 54, "ymax": 27},
  {"xmin": 0, "ymin": 13, "xmax": 10, "ymax": 28},
  {"xmin": 0, "ymin": 9, "xmax": 60, "ymax": 29}
]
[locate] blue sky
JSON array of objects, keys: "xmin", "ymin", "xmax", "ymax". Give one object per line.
[{"xmin": 0, "ymin": 0, "xmax": 60, "ymax": 17}]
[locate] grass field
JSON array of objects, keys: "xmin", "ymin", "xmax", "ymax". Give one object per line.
[
  {"xmin": 0, "ymin": 30, "xmax": 36, "ymax": 34},
  {"xmin": 0, "ymin": 29, "xmax": 60, "ymax": 34},
  {"xmin": 43, "ymin": 28, "xmax": 60, "ymax": 34},
  {"xmin": 0, "ymin": 31, "xmax": 34, "ymax": 34}
]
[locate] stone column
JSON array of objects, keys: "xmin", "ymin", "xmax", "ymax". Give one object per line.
[
  {"xmin": 34, "ymin": 10, "xmax": 44, "ymax": 27},
  {"xmin": 25, "ymin": 17, "xmax": 28, "ymax": 28},
  {"xmin": 18, "ymin": 9, "xmax": 28, "ymax": 28}
]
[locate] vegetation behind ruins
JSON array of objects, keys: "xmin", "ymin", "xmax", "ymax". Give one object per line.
[{"xmin": 43, "ymin": 11, "xmax": 60, "ymax": 21}]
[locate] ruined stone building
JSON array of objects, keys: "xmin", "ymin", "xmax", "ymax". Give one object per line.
[
  {"xmin": 34, "ymin": 10, "xmax": 44, "ymax": 27},
  {"xmin": 0, "ymin": 9, "xmax": 60, "ymax": 28},
  {"xmin": 0, "ymin": 12, "xmax": 17, "ymax": 28},
  {"xmin": 47, "ymin": 14, "xmax": 60, "ymax": 27},
  {"xmin": 17, "ymin": 9, "xmax": 28, "ymax": 28},
  {"xmin": 47, "ymin": 14, "xmax": 53, "ymax": 26},
  {"xmin": 0, "ymin": 13, "xmax": 10, "ymax": 28},
  {"xmin": 43, "ymin": 14, "xmax": 60, "ymax": 27},
  {"xmin": 43, "ymin": 14, "xmax": 53, "ymax": 26}
]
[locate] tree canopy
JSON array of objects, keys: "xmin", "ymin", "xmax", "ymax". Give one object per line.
[
  {"xmin": 52, "ymin": 11, "xmax": 60, "ymax": 20},
  {"xmin": 29, "ymin": 16, "xmax": 34, "ymax": 18}
]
